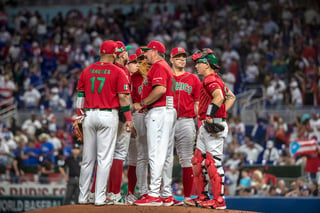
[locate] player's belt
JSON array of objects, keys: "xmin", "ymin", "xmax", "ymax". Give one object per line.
[
  {"xmin": 178, "ymin": 117, "xmax": 193, "ymax": 120},
  {"xmin": 85, "ymin": 108, "xmax": 112, "ymax": 112}
]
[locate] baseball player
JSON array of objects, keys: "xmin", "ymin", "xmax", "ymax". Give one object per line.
[
  {"xmin": 186, "ymin": 48, "xmax": 236, "ymax": 209},
  {"xmin": 130, "ymin": 48, "xmax": 151, "ymax": 201},
  {"xmin": 125, "ymin": 53, "xmax": 139, "ymax": 204},
  {"xmin": 77, "ymin": 40, "xmax": 132, "ymax": 206},
  {"xmin": 106, "ymin": 41, "xmax": 133, "ymax": 205},
  {"xmin": 133, "ymin": 41, "xmax": 177, "ymax": 206},
  {"xmin": 170, "ymin": 47, "xmax": 201, "ymax": 205}
]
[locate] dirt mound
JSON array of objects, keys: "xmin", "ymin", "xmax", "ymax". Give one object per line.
[{"xmin": 26, "ymin": 204, "xmax": 259, "ymax": 213}]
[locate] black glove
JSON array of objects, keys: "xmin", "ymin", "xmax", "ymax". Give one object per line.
[{"xmin": 204, "ymin": 121, "xmax": 225, "ymax": 134}]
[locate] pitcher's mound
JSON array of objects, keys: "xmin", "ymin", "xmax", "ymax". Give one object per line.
[{"xmin": 26, "ymin": 204, "xmax": 259, "ymax": 213}]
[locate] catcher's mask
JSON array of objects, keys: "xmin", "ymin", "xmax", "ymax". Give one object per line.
[{"xmin": 191, "ymin": 48, "xmax": 220, "ymax": 69}]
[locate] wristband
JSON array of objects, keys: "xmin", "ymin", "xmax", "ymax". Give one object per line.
[
  {"xmin": 123, "ymin": 111, "xmax": 132, "ymax": 121},
  {"xmin": 206, "ymin": 103, "xmax": 220, "ymax": 118},
  {"xmin": 120, "ymin": 104, "xmax": 131, "ymax": 112}
]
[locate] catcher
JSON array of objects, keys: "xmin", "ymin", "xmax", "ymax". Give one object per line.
[{"xmin": 185, "ymin": 48, "xmax": 236, "ymax": 209}]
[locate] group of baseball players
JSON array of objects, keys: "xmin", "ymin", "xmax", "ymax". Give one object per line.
[{"xmin": 75, "ymin": 39, "xmax": 236, "ymax": 209}]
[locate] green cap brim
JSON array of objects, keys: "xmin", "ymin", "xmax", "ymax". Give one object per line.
[
  {"xmin": 126, "ymin": 45, "xmax": 132, "ymax": 51},
  {"xmin": 141, "ymin": 47, "xmax": 151, "ymax": 52}
]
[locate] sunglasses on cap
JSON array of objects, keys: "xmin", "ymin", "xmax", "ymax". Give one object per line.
[{"xmin": 192, "ymin": 51, "xmax": 209, "ymax": 63}]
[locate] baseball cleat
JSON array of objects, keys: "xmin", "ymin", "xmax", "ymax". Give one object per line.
[
  {"xmin": 126, "ymin": 193, "xmax": 137, "ymax": 205},
  {"xmin": 200, "ymin": 197, "xmax": 226, "ymax": 209},
  {"xmin": 161, "ymin": 196, "xmax": 174, "ymax": 206},
  {"xmin": 134, "ymin": 195, "xmax": 163, "ymax": 206}
]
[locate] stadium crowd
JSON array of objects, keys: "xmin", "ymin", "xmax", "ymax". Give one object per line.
[{"xmin": 0, "ymin": 0, "xmax": 320, "ymax": 198}]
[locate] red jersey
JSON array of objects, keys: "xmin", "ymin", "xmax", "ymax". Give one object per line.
[
  {"xmin": 198, "ymin": 73, "xmax": 228, "ymax": 120},
  {"xmin": 131, "ymin": 72, "xmax": 144, "ymax": 103},
  {"xmin": 115, "ymin": 62, "xmax": 131, "ymax": 86},
  {"xmin": 77, "ymin": 61, "xmax": 130, "ymax": 109},
  {"xmin": 141, "ymin": 60, "xmax": 175, "ymax": 108},
  {"xmin": 174, "ymin": 72, "xmax": 201, "ymax": 118}
]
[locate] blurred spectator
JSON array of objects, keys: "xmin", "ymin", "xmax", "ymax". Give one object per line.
[
  {"xmin": 222, "ymin": 69, "xmax": 236, "ymax": 93},
  {"xmin": 20, "ymin": 85, "xmax": 41, "ymax": 109},
  {"xmin": 237, "ymin": 169, "xmax": 252, "ymax": 193},
  {"xmin": 23, "ymin": 140, "xmax": 40, "ymax": 166},
  {"xmin": 236, "ymin": 136, "xmax": 264, "ymax": 164},
  {"xmin": 38, "ymin": 133, "xmax": 55, "ymax": 164},
  {"xmin": 9, "ymin": 139, "xmax": 27, "ymax": 183},
  {"xmin": 21, "ymin": 113, "xmax": 42, "ymax": 138},
  {"xmin": 41, "ymin": 108, "xmax": 57, "ymax": 133},
  {"xmin": 244, "ymin": 58, "xmax": 259, "ymax": 84},
  {"xmin": 2, "ymin": 130, "xmax": 17, "ymax": 153},
  {"xmin": 271, "ymin": 74, "xmax": 286, "ymax": 108},
  {"xmin": 262, "ymin": 140, "xmax": 280, "ymax": 165},
  {"xmin": 250, "ymin": 170, "xmax": 267, "ymax": 196},
  {"xmin": 285, "ymin": 181, "xmax": 300, "ymax": 197},
  {"xmin": 276, "ymin": 179, "xmax": 288, "ymax": 196},
  {"xmin": 234, "ymin": 116, "xmax": 246, "ymax": 145},
  {"xmin": 309, "ymin": 113, "xmax": 320, "ymax": 141},
  {"xmin": 49, "ymin": 87, "xmax": 66, "ymax": 111},
  {"xmin": 289, "ymin": 80, "xmax": 303, "ymax": 109},
  {"xmin": 303, "ymin": 75, "xmax": 317, "ymax": 106},
  {"xmin": 251, "ymin": 111, "xmax": 269, "ymax": 145},
  {"xmin": 274, "ymin": 117, "xmax": 288, "ymax": 148},
  {"xmin": 0, "ymin": 137, "xmax": 9, "ymax": 166}
]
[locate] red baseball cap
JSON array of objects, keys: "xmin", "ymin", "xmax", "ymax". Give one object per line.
[
  {"xmin": 170, "ymin": 47, "xmax": 187, "ymax": 58},
  {"xmin": 136, "ymin": 47, "xmax": 145, "ymax": 58},
  {"xmin": 99, "ymin": 40, "xmax": 117, "ymax": 54},
  {"xmin": 141, "ymin": 41, "xmax": 165, "ymax": 54},
  {"xmin": 115, "ymin": 41, "xmax": 132, "ymax": 55},
  {"xmin": 128, "ymin": 54, "xmax": 137, "ymax": 63}
]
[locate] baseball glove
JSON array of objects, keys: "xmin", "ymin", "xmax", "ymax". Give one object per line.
[
  {"xmin": 204, "ymin": 121, "xmax": 225, "ymax": 134},
  {"xmin": 72, "ymin": 119, "xmax": 83, "ymax": 142}
]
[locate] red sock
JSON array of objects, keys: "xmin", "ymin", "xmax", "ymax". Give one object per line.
[
  {"xmin": 90, "ymin": 165, "xmax": 97, "ymax": 193},
  {"xmin": 182, "ymin": 167, "xmax": 194, "ymax": 197},
  {"xmin": 127, "ymin": 165, "xmax": 137, "ymax": 195},
  {"xmin": 109, "ymin": 159, "xmax": 123, "ymax": 194}
]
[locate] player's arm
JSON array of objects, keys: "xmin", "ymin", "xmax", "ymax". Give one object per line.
[
  {"xmin": 194, "ymin": 100, "xmax": 199, "ymax": 117},
  {"xmin": 119, "ymin": 93, "xmax": 133, "ymax": 132},
  {"xmin": 225, "ymin": 88, "xmax": 236, "ymax": 112},
  {"xmin": 205, "ymin": 88, "xmax": 224, "ymax": 123},
  {"xmin": 140, "ymin": 85, "xmax": 166, "ymax": 107}
]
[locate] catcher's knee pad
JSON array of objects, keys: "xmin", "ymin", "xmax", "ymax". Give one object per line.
[
  {"xmin": 205, "ymin": 152, "xmax": 224, "ymax": 198},
  {"xmin": 191, "ymin": 149, "xmax": 204, "ymax": 177}
]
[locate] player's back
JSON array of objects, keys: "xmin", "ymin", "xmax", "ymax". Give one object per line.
[{"xmin": 78, "ymin": 61, "xmax": 129, "ymax": 109}]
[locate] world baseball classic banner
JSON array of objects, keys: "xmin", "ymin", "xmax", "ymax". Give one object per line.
[
  {"xmin": 0, "ymin": 196, "xmax": 63, "ymax": 212},
  {"xmin": 289, "ymin": 139, "xmax": 319, "ymax": 156},
  {"xmin": 0, "ymin": 183, "xmax": 66, "ymax": 196}
]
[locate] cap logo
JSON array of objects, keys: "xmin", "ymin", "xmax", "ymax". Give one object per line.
[{"xmin": 178, "ymin": 47, "xmax": 183, "ymax": 52}]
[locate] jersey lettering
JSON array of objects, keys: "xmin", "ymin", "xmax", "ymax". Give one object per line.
[
  {"xmin": 175, "ymin": 82, "xmax": 192, "ymax": 95},
  {"xmin": 89, "ymin": 69, "xmax": 111, "ymax": 74},
  {"xmin": 171, "ymin": 78, "xmax": 176, "ymax": 93},
  {"xmin": 90, "ymin": 77, "xmax": 106, "ymax": 94},
  {"xmin": 138, "ymin": 85, "xmax": 143, "ymax": 95}
]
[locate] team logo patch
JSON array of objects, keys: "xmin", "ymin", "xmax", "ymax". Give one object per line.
[{"xmin": 124, "ymin": 85, "xmax": 128, "ymax": 90}]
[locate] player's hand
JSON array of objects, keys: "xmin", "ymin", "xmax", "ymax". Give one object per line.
[
  {"xmin": 125, "ymin": 121, "xmax": 133, "ymax": 132},
  {"xmin": 131, "ymin": 126, "xmax": 137, "ymax": 138},
  {"xmin": 205, "ymin": 116, "xmax": 213, "ymax": 124},
  {"xmin": 133, "ymin": 103, "xmax": 143, "ymax": 112}
]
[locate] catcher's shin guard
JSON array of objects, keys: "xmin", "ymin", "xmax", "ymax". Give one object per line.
[
  {"xmin": 191, "ymin": 149, "xmax": 209, "ymax": 202},
  {"xmin": 205, "ymin": 152, "xmax": 224, "ymax": 200}
]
